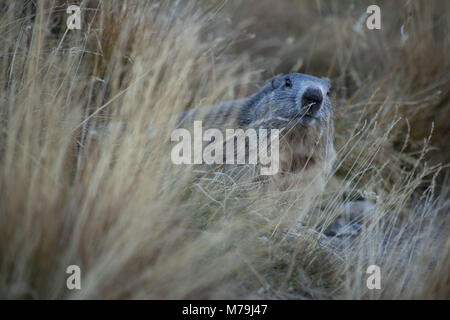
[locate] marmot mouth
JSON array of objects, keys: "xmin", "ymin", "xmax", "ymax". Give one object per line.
[
  {"xmin": 304, "ymin": 110, "xmax": 314, "ymax": 117},
  {"xmin": 295, "ymin": 111, "xmax": 317, "ymax": 122},
  {"xmin": 303, "ymin": 101, "xmax": 319, "ymax": 117},
  {"xmin": 294, "ymin": 113, "xmax": 318, "ymax": 129}
]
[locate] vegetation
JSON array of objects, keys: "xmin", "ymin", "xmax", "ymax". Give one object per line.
[{"xmin": 0, "ymin": 0, "xmax": 448, "ymax": 299}]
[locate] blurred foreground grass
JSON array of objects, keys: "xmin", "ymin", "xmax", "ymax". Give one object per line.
[{"xmin": 0, "ymin": 0, "xmax": 448, "ymax": 299}]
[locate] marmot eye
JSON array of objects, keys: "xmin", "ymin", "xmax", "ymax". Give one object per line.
[
  {"xmin": 327, "ymin": 87, "xmax": 332, "ymax": 96},
  {"xmin": 285, "ymin": 78, "xmax": 292, "ymax": 88}
]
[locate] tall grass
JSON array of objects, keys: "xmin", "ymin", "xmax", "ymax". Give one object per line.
[{"xmin": 0, "ymin": 0, "xmax": 448, "ymax": 299}]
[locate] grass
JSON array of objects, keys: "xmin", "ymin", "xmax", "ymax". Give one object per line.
[{"xmin": 0, "ymin": 0, "xmax": 448, "ymax": 299}]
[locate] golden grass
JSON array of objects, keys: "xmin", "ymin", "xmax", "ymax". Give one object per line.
[{"xmin": 0, "ymin": 0, "xmax": 448, "ymax": 299}]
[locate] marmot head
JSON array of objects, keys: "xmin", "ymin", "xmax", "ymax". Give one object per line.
[
  {"xmin": 253, "ymin": 73, "xmax": 333, "ymax": 133},
  {"xmin": 249, "ymin": 73, "xmax": 335, "ymax": 173}
]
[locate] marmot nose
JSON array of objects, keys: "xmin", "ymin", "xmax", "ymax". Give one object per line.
[{"xmin": 302, "ymin": 87, "xmax": 323, "ymax": 114}]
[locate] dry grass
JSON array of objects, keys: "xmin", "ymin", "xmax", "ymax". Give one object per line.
[{"xmin": 0, "ymin": 0, "xmax": 448, "ymax": 299}]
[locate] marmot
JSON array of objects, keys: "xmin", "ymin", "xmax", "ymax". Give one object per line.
[
  {"xmin": 92, "ymin": 73, "xmax": 336, "ymax": 192},
  {"xmin": 177, "ymin": 73, "xmax": 336, "ymax": 188}
]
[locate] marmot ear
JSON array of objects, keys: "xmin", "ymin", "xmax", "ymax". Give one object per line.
[{"xmin": 271, "ymin": 76, "xmax": 283, "ymax": 90}]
